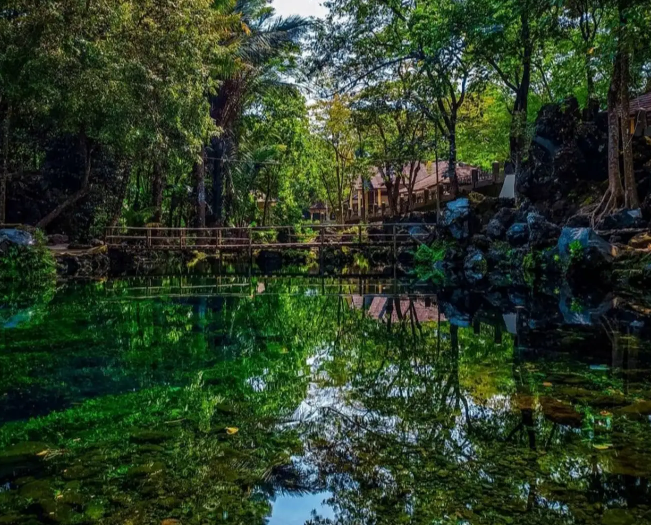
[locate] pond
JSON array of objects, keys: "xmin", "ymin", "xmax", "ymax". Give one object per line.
[{"xmin": 1, "ymin": 276, "xmax": 651, "ymax": 524}]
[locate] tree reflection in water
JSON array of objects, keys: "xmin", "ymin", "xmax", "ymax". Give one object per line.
[{"xmin": 0, "ymin": 277, "xmax": 650, "ymax": 524}]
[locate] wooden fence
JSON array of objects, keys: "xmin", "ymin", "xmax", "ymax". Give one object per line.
[{"xmin": 105, "ymin": 223, "xmax": 437, "ymax": 253}]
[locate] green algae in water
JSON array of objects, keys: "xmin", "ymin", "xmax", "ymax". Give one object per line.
[{"xmin": 1, "ymin": 277, "xmax": 651, "ymax": 524}]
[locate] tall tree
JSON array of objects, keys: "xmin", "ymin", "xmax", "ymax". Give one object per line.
[
  {"xmin": 353, "ymin": 73, "xmax": 434, "ymax": 215},
  {"xmin": 468, "ymin": 0, "xmax": 561, "ymax": 172},
  {"xmin": 312, "ymin": 95, "xmax": 361, "ymax": 222},
  {"xmin": 206, "ymin": 0, "xmax": 308, "ymax": 226}
]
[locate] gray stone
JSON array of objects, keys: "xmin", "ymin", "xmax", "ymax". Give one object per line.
[
  {"xmin": 464, "ymin": 251, "xmax": 488, "ymax": 284},
  {"xmin": 597, "ymin": 209, "xmax": 647, "ymax": 231},
  {"xmin": 486, "ymin": 219, "xmax": 505, "ymax": 239},
  {"xmin": 557, "ymin": 228, "xmax": 617, "ymax": 263},
  {"xmin": 527, "ymin": 212, "xmax": 560, "ymax": 248},
  {"xmin": 0, "ymin": 229, "xmax": 34, "ymax": 248},
  {"xmin": 506, "ymin": 223, "xmax": 529, "ymax": 247},
  {"xmin": 443, "ymin": 198, "xmax": 471, "ymax": 240},
  {"xmin": 47, "ymin": 234, "xmax": 69, "ymax": 246}
]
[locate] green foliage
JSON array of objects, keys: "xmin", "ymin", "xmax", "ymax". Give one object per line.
[
  {"xmin": 522, "ymin": 251, "xmax": 537, "ymax": 285},
  {"xmin": 569, "ymin": 239, "xmax": 584, "ymax": 261},
  {"xmin": 0, "ymin": 231, "xmax": 57, "ymax": 314}
]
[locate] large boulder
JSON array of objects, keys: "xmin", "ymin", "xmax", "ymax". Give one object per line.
[
  {"xmin": 0, "ymin": 229, "xmax": 34, "ymax": 254},
  {"xmin": 506, "ymin": 223, "xmax": 529, "ymax": 247},
  {"xmin": 486, "ymin": 207, "xmax": 516, "ymax": 240},
  {"xmin": 46, "ymin": 234, "xmax": 69, "ymax": 246},
  {"xmin": 443, "ymin": 198, "xmax": 471, "ymax": 240},
  {"xmin": 527, "ymin": 212, "xmax": 561, "ymax": 248},
  {"xmin": 557, "ymin": 227, "xmax": 617, "ymax": 263},
  {"xmin": 516, "ymin": 97, "xmax": 609, "ymax": 223},
  {"xmin": 486, "ymin": 219, "xmax": 505, "ymax": 239},
  {"xmin": 596, "ymin": 209, "xmax": 647, "ymax": 231},
  {"xmin": 558, "ymin": 227, "xmax": 618, "ymax": 285}
]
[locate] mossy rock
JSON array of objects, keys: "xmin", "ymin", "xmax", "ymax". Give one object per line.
[
  {"xmin": 617, "ymin": 400, "xmax": 651, "ymax": 417},
  {"xmin": 84, "ymin": 501, "xmax": 105, "ymax": 520},
  {"xmin": 126, "ymin": 461, "xmax": 165, "ymax": 478},
  {"xmin": 19, "ymin": 480, "xmax": 52, "ymax": 500},
  {"xmin": 38, "ymin": 500, "xmax": 76, "ymax": 524},
  {"xmin": 62, "ymin": 464, "xmax": 100, "ymax": 480},
  {"xmin": 602, "ymin": 508, "xmax": 636, "ymax": 525},
  {"xmin": 130, "ymin": 430, "xmax": 174, "ymax": 444},
  {"xmin": 0, "ymin": 442, "xmax": 49, "ymax": 465}
]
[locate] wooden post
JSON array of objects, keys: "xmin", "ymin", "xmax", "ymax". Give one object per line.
[
  {"xmin": 248, "ymin": 227, "xmax": 253, "ymax": 264},
  {"xmin": 319, "ymin": 227, "xmax": 324, "ymax": 275},
  {"xmin": 392, "ymin": 224, "xmax": 397, "ymax": 279},
  {"xmin": 147, "ymin": 228, "xmax": 152, "ymax": 248},
  {"xmin": 492, "ymin": 162, "xmax": 500, "ymax": 183},
  {"xmin": 495, "ymin": 324, "xmax": 503, "ymax": 345},
  {"xmin": 392, "ymin": 224, "xmax": 397, "ymax": 261},
  {"xmin": 358, "ymin": 224, "xmax": 363, "ymax": 247}
]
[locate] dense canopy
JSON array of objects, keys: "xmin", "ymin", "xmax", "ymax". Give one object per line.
[{"xmin": 0, "ymin": 0, "xmax": 650, "ymax": 233}]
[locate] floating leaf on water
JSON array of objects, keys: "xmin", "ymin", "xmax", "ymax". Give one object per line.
[{"xmin": 593, "ymin": 444, "xmax": 612, "ymax": 450}]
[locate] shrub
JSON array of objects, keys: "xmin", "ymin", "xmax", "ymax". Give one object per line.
[{"xmin": 0, "ymin": 230, "xmax": 57, "ymax": 312}]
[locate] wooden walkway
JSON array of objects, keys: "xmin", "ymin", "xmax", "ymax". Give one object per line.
[{"xmin": 105, "ymin": 223, "xmax": 437, "ymax": 253}]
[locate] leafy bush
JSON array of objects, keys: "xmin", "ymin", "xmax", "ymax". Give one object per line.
[
  {"xmin": 569, "ymin": 240, "xmax": 584, "ymax": 260},
  {"xmin": 0, "ymin": 230, "xmax": 57, "ymax": 313}
]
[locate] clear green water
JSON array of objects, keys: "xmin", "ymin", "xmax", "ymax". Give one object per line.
[{"xmin": 1, "ymin": 276, "xmax": 651, "ymax": 524}]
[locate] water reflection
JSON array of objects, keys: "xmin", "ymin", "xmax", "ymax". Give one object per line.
[{"xmin": 0, "ymin": 276, "xmax": 650, "ymax": 524}]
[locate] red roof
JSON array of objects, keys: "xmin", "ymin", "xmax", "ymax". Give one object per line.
[
  {"xmin": 353, "ymin": 162, "xmax": 481, "ymax": 194},
  {"xmin": 366, "ymin": 297, "xmax": 445, "ymax": 323},
  {"xmin": 631, "ymin": 93, "xmax": 651, "ymax": 114}
]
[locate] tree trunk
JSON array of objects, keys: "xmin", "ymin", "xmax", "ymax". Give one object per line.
[
  {"xmin": 151, "ymin": 161, "xmax": 164, "ymax": 224},
  {"xmin": 262, "ymin": 171, "xmax": 272, "ymax": 226},
  {"xmin": 109, "ymin": 165, "xmax": 130, "ymax": 228},
  {"xmin": 607, "ymin": 53, "xmax": 625, "ymax": 207},
  {"xmin": 384, "ymin": 170, "xmax": 401, "ymax": 217},
  {"xmin": 586, "ymin": 53, "xmax": 595, "ymax": 101},
  {"xmin": 510, "ymin": 10, "xmax": 532, "ymax": 174},
  {"xmin": 133, "ymin": 167, "xmax": 142, "ymax": 211},
  {"xmin": 211, "ymin": 137, "xmax": 224, "ymax": 225},
  {"xmin": 0, "ymin": 105, "xmax": 9, "ymax": 225},
  {"xmin": 192, "ymin": 150, "xmax": 206, "ymax": 228},
  {"xmin": 37, "ymin": 135, "xmax": 93, "ymax": 229},
  {"xmin": 447, "ymin": 124, "xmax": 459, "ymax": 196},
  {"xmin": 168, "ymin": 194, "xmax": 177, "ymax": 228},
  {"xmin": 618, "ymin": 8, "xmax": 639, "ymax": 209}
]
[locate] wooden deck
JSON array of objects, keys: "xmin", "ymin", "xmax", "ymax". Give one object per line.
[{"xmin": 105, "ymin": 223, "xmax": 437, "ymax": 254}]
